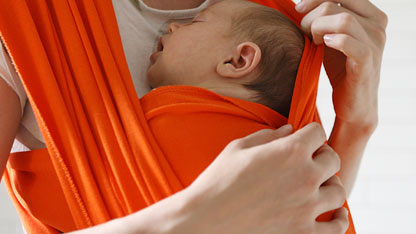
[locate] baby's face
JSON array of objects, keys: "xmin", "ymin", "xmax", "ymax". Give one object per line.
[{"xmin": 147, "ymin": 0, "xmax": 240, "ymax": 89}]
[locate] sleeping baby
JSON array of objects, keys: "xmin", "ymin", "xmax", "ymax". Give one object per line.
[
  {"xmin": 146, "ymin": 0, "xmax": 304, "ymax": 117},
  {"xmin": 141, "ymin": 0, "xmax": 305, "ymax": 185}
]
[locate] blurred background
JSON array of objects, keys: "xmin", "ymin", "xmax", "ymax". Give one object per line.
[{"xmin": 1, "ymin": 0, "xmax": 415, "ymax": 233}]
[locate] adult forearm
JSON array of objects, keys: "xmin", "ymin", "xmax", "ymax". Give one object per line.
[
  {"xmin": 68, "ymin": 124, "xmax": 350, "ymax": 234},
  {"xmin": 328, "ymin": 116, "xmax": 377, "ymax": 198},
  {"xmin": 67, "ymin": 188, "xmax": 195, "ymax": 234}
]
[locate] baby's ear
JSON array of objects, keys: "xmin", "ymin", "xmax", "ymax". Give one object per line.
[{"xmin": 216, "ymin": 42, "xmax": 261, "ymax": 79}]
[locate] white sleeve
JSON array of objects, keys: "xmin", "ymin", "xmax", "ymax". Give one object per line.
[{"xmin": 0, "ymin": 42, "xmax": 27, "ymax": 115}]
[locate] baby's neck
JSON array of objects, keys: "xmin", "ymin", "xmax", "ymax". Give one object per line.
[{"xmin": 199, "ymin": 83, "xmax": 258, "ymax": 104}]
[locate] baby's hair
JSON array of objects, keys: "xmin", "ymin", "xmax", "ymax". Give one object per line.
[{"xmin": 229, "ymin": 1, "xmax": 305, "ymax": 117}]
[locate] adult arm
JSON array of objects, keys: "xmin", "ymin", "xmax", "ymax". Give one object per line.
[
  {"xmin": 0, "ymin": 78, "xmax": 21, "ymax": 179},
  {"xmin": 0, "ymin": 55, "xmax": 348, "ymax": 233},
  {"xmin": 297, "ymin": 0, "xmax": 388, "ymax": 197},
  {"xmin": 1, "ymin": 77, "xmax": 348, "ymax": 233},
  {"xmin": 69, "ymin": 124, "xmax": 349, "ymax": 234}
]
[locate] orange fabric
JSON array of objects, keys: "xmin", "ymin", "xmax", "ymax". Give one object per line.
[
  {"xmin": 141, "ymin": 86, "xmax": 288, "ymax": 187},
  {"xmin": 0, "ymin": 0, "xmax": 355, "ymax": 233}
]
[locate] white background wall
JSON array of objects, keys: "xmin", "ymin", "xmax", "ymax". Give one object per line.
[{"xmin": 1, "ymin": 0, "xmax": 415, "ymax": 233}]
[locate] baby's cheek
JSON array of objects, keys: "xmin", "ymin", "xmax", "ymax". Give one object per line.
[{"xmin": 160, "ymin": 60, "xmax": 186, "ymax": 86}]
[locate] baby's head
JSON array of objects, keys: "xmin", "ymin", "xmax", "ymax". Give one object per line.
[{"xmin": 147, "ymin": 0, "xmax": 304, "ymax": 117}]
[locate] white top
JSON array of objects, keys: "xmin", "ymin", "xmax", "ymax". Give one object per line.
[{"xmin": 0, "ymin": 0, "xmax": 216, "ymax": 152}]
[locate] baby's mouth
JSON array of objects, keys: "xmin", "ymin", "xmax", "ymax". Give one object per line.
[
  {"xmin": 157, "ymin": 37, "xmax": 164, "ymax": 52},
  {"xmin": 150, "ymin": 37, "xmax": 164, "ymax": 64}
]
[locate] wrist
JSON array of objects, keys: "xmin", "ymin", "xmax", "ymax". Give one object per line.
[
  {"xmin": 124, "ymin": 188, "xmax": 198, "ymax": 234},
  {"xmin": 68, "ymin": 184, "xmax": 208, "ymax": 234},
  {"xmin": 168, "ymin": 177, "xmax": 231, "ymax": 234},
  {"xmin": 329, "ymin": 116, "xmax": 377, "ymax": 197},
  {"xmin": 334, "ymin": 115, "xmax": 378, "ymax": 137},
  {"xmin": 167, "ymin": 183, "xmax": 217, "ymax": 234},
  {"xmin": 333, "ymin": 93, "xmax": 379, "ymax": 133}
]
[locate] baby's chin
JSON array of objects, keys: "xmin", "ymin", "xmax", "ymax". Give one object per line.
[
  {"xmin": 147, "ymin": 77, "xmax": 160, "ymax": 89},
  {"xmin": 146, "ymin": 69, "xmax": 161, "ymax": 89},
  {"xmin": 146, "ymin": 65, "xmax": 176, "ymax": 89},
  {"xmin": 146, "ymin": 73, "xmax": 171, "ymax": 89}
]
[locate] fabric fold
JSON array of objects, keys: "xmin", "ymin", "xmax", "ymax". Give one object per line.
[{"xmin": 0, "ymin": 0, "xmax": 355, "ymax": 233}]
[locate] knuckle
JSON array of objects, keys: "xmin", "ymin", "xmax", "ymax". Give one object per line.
[
  {"xmin": 227, "ymin": 138, "xmax": 244, "ymax": 150},
  {"xmin": 310, "ymin": 121, "xmax": 323, "ymax": 131},
  {"xmin": 331, "ymin": 151, "xmax": 341, "ymax": 172},
  {"xmin": 338, "ymin": 13, "xmax": 355, "ymax": 30},
  {"xmin": 306, "ymin": 122, "xmax": 322, "ymax": 136},
  {"xmin": 322, "ymin": 143, "xmax": 333, "ymax": 152},
  {"xmin": 320, "ymin": 1, "xmax": 337, "ymax": 16},
  {"xmin": 300, "ymin": 18, "xmax": 311, "ymax": 34},
  {"xmin": 378, "ymin": 10, "xmax": 389, "ymax": 29},
  {"xmin": 320, "ymin": 145, "xmax": 340, "ymax": 170},
  {"xmin": 310, "ymin": 22, "xmax": 322, "ymax": 43},
  {"xmin": 333, "ymin": 184, "xmax": 347, "ymax": 206},
  {"xmin": 374, "ymin": 27, "xmax": 387, "ymax": 45},
  {"xmin": 336, "ymin": 195, "xmax": 347, "ymax": 208},
  {"xmin": 310, "ymin": 19, "xmax": 319, "ymax": 33},
  {"xmin": 311, "ymin": 122, "xmax": 326, "ymax": 140}
]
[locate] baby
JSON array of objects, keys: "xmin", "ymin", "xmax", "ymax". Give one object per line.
[{"xmin": 147, "ymin": 0, "xmax": 304, "ymax": 117}]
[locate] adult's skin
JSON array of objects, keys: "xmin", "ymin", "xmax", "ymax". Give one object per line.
[
  {"xmin": 296, "ymin": 0, "xmax": 387, "ymax": 197},
  {"xmin": 0, "ymin": 0, "xmax": 387, "ymax": 233}
]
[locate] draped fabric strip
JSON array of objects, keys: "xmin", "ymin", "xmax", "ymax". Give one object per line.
[{"xmin": 0, "ymin": 0, "xmax": 355, "ymax": 233}]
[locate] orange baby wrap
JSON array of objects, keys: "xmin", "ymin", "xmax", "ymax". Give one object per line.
[{"xmin": 0, "ymin": 0, "xmax": 355, "ymax": 233}]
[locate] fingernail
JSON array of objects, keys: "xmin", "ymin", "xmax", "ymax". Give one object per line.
[
  {"xmin": 295, "ymin": 0, "xmax": 305, "ymax": 12},
  {"xmin": 323, "ymin": 34, "xmax": 334, "ymax": 43}
]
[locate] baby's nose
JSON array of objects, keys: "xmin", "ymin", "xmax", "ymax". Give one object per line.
[{"xmin": 168, "ymin": 22, "xmax": 181, "ymax": 33}]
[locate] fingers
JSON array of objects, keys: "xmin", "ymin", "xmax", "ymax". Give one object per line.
[
  {"xmin": 300, "ymin": 2, "xmax": 361, "ymax": 36},
  {"xmin": 299, "ymin": 2, "xmax": 369, "ymax": 43},
  {"xmin": 312, "ymin": 145, "xmax": 341, "ymax": 182},
  {"xmin": 298, "ymin": 1, "xmax": 375, "ymax": 68},
  {"xmin": 298, "ymin": 0, "xmax": 388, "ymax": 51},
  {"xmin": 323, "ymin": 33, "xmax": 372, "ymax": 66},
  {"xmin": 316, "ymin": 175, "xmax": 346, "ymax": 216},
  {"xmin": 308, "ymin": 13, "xmax": 369, "ymax": 45},
  {"xmin": 296, "ymin": 0, "xmax": 382, "ymax": 21},
  {"xmin": 315, "ymin": 207, "xmax": 349, "ymax": 234},
  {"xmin": 237, "ymin": 124, "xmax": 293, "ymax": 149},
  {"xmin": 280, "ymin": 122, "xmax": 327, "ymax": 157}
]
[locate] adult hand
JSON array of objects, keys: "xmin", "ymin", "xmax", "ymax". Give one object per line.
[
  {"xmin": 296, "ymin": 0, "xmax": 388, "ymax": 128},
  {"xmin": 178, "ymin": 123, "xmax": 348, "ymax": 234}
]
